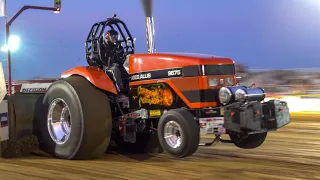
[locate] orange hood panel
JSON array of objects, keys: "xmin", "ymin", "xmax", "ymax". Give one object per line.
[{"xmin": 128, "ymin": 52, "xmax": 234, "ymax": 74}]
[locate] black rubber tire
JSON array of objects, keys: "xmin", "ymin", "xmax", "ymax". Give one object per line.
[
  {"xmin": 157, "ymin": 108, "xmax": 200, "ymax": 158},
  {"xmin": 36, "ymin": 75, "xmax": 112, "ymax": 160},
  {"xmin": 114, "ymin": 131, "xmax": 164, "ymax": 154},
  {"xmin": 229, "ymin": 132, "xmax": 267, "ymax": 149}
]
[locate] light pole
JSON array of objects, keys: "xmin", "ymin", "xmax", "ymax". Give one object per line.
[
  {"xmin": 1, "ymin": 35, "xmax": 20, "ymax": 52},
  {"xmin": 4, "ymin": 1, "xmax": 61, "ymax": 96}
]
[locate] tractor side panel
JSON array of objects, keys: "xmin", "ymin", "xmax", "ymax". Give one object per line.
[
  {"xmin": 129, "ymin": 82, "xmax": 185, "ymax": 110},
  {"xmin": 128, "ymin": 56, "xmax": 222, "ymax": 108},
  {"xmin": 171, "ymin": 76, "xmax": 219, "ymax": 107},
  {"xmin": 130, "ymin": 78, "xmax": 218, "ymax": 109},
  {"xmin": 61, "ymin": 66, "xmax": 118, "ymax": 95},
  {"xmin": 129, "ymin": 82, "xmax": 186, "ymax": 118},
  {"xmin": 131, "ymin": 74, "xmax": 226, "ymax": 108}
]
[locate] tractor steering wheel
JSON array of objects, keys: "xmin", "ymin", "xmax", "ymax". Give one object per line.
[{"xmin": 118, "ymin": 38, "xmax": 134, "ymax": 55}]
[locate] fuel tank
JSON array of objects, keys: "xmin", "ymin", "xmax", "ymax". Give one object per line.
[{"xmin": 128, "ymin": 52, "xmax": 236, "ymax": 109}]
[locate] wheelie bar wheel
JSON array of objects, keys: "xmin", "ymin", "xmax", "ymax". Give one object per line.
[
  {"xmin": 229, "ymin": 132, "xmax": 268, "ymax": 149},
  {"xmin": 157, "ymin": 108, "xmax": 200, "ymax": 158}
]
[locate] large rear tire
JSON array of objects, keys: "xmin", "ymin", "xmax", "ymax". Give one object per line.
[
  {"xmin": 157, "ymin": 108, "xmax": 200, "ymax": 158},
  {"xmin": 36, "ymin": 75, "xmax": 112, "ymax": 160}
]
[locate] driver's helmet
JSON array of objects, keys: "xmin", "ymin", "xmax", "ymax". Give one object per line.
[{"xmin": 104, "ymin": 29, "xmax": 119, "ymax": 45}]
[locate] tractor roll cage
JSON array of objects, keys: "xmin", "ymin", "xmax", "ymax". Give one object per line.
[{"xmin": 85, "ymin": 15, "xmax": 135, "ymax": 64}]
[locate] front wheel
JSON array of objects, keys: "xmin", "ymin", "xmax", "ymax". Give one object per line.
[
  {"xmin": 229, "ymin": 132, "xmax": 267, "ymax": 149},
  {"xmin": 157, "ymin": 108, "xmax": 200, "ymax": 158}
]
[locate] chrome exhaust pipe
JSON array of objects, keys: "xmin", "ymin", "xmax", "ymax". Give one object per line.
[
  {"xmin": 145, "ymin": 16, "xmax": 155, "ymax": 53},
  {"xmin": 141, "ymin": 0, "xmax": 155, "ymax": 53}
]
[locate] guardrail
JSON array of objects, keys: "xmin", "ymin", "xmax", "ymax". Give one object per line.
[{"xmin": 265, "ymin": 94, "xmax": 320, "ymax": 114}]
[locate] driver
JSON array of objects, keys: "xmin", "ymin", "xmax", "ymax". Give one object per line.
[{"xmin": 101, "ymin": 29, "xmax": 128, "ymax": 93}]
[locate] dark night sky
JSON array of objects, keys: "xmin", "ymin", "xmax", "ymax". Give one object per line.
[{"xmin": 1, "ymin": 0, "xmax": 320, "ymax": 80}]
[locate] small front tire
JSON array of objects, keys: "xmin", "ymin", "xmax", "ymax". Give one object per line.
[{"xmin": 157, "ymin": 108, "xmax": 200, "ymax": 158}]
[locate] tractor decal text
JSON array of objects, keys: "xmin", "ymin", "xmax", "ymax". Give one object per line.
[
  {"xmin": 131, "ymin": 73, "xmax": 151, "ymax": 81},
  {"xmin": 133, "ymin": 84, "xmax": 174, "ymax": 108},
  {"xmin": 21, "ymin": 88, "xmax": 48, "ymax": 93},
  {"xmin": 149, "ymin": 109, "xmax": 161, "ymax": 117},
  {"xmin": 129, "ymin": 68, "xmax": 183, "ymax": 82},
  {"xmin": 168, "ymin": 69, "xmax": 181, "ymax": 77}
]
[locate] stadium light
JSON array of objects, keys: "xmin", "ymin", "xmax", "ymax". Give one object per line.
[{"xmin": 1, "ymin": 35, "xmax": 20, "ymax": 52}]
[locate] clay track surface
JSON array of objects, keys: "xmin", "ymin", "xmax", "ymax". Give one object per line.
[{"xmin": 1, "ymin": 114, "xmax": 320, "ymax": 180}]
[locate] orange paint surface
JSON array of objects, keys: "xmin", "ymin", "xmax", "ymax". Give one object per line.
[
  {"xmin": 61, "ymin": 66, "xmax": 118, "ymax": 95},
  {"xmin": 130, "ymin": 79, "xmax": 217, "ymax": 108},
  {"xmin": 128, "ymin": 52, "xmax": 234, "ymax": 74}
]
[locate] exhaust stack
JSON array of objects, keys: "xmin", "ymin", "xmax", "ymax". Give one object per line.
[
  {"xmin": 141, "ymin": 0, "xmax": 155, "ymax": 53},
  {"xmin": 145, "ymin": 17, "xmax": 155, "ymax": 53}
]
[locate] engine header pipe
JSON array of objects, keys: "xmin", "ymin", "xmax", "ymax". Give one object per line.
[
  {"xmin": 5, "ymin": 5, "xmax": 58, "ymax": 96},
  {"xmin": 141, "ymin": 0, "xmax": 155, "ymax": 53}
]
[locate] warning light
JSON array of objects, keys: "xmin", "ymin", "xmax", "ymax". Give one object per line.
[
  {"xmin": 54, "ymin": 8, "xmax": 60, "ymax": 13},
  {"xmin": 54, "ymin": 0, "xmax": 61, "ymax": 13}
]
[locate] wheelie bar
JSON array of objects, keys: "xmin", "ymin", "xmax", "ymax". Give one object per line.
[{"xmin": 198, "ymin": 135, "xmax": 233, "ymax": 146}]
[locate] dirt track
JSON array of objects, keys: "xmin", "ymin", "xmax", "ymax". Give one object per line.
[{"xmin": 1, "ymin": 114, "xmax": 320, "ymax": 180}]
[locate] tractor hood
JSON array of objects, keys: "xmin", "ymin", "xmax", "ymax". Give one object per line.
[{"xmin": 128, "ymin": 52, "xmax": 234, "ymax": 74}]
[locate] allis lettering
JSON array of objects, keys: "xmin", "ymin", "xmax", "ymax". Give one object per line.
[{"xmin": 131, "ymin": 73, "xmax": 151, "ymax": 81}]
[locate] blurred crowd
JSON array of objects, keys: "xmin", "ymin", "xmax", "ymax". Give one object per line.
[{"xmin": 235, "ymin": 64, "xmax": 320, "ymax": 95}]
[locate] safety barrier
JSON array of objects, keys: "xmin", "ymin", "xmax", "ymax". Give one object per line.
[{"xmin": 265, "ymin": 94, "xmax": 320, "ymax": 114}]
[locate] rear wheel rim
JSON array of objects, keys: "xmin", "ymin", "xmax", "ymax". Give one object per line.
[
  {"xmin": 163, "ymin": 121, "xmax": 183, "ymax": 149},
  {"xmin": 47, "ymin": 98, "xmax": 72, "ymax": 145}
]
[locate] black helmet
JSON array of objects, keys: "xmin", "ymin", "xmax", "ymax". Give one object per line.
[{"xmin": 105, "ymin": 29, "xmax": 119, "ymax": 45}]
